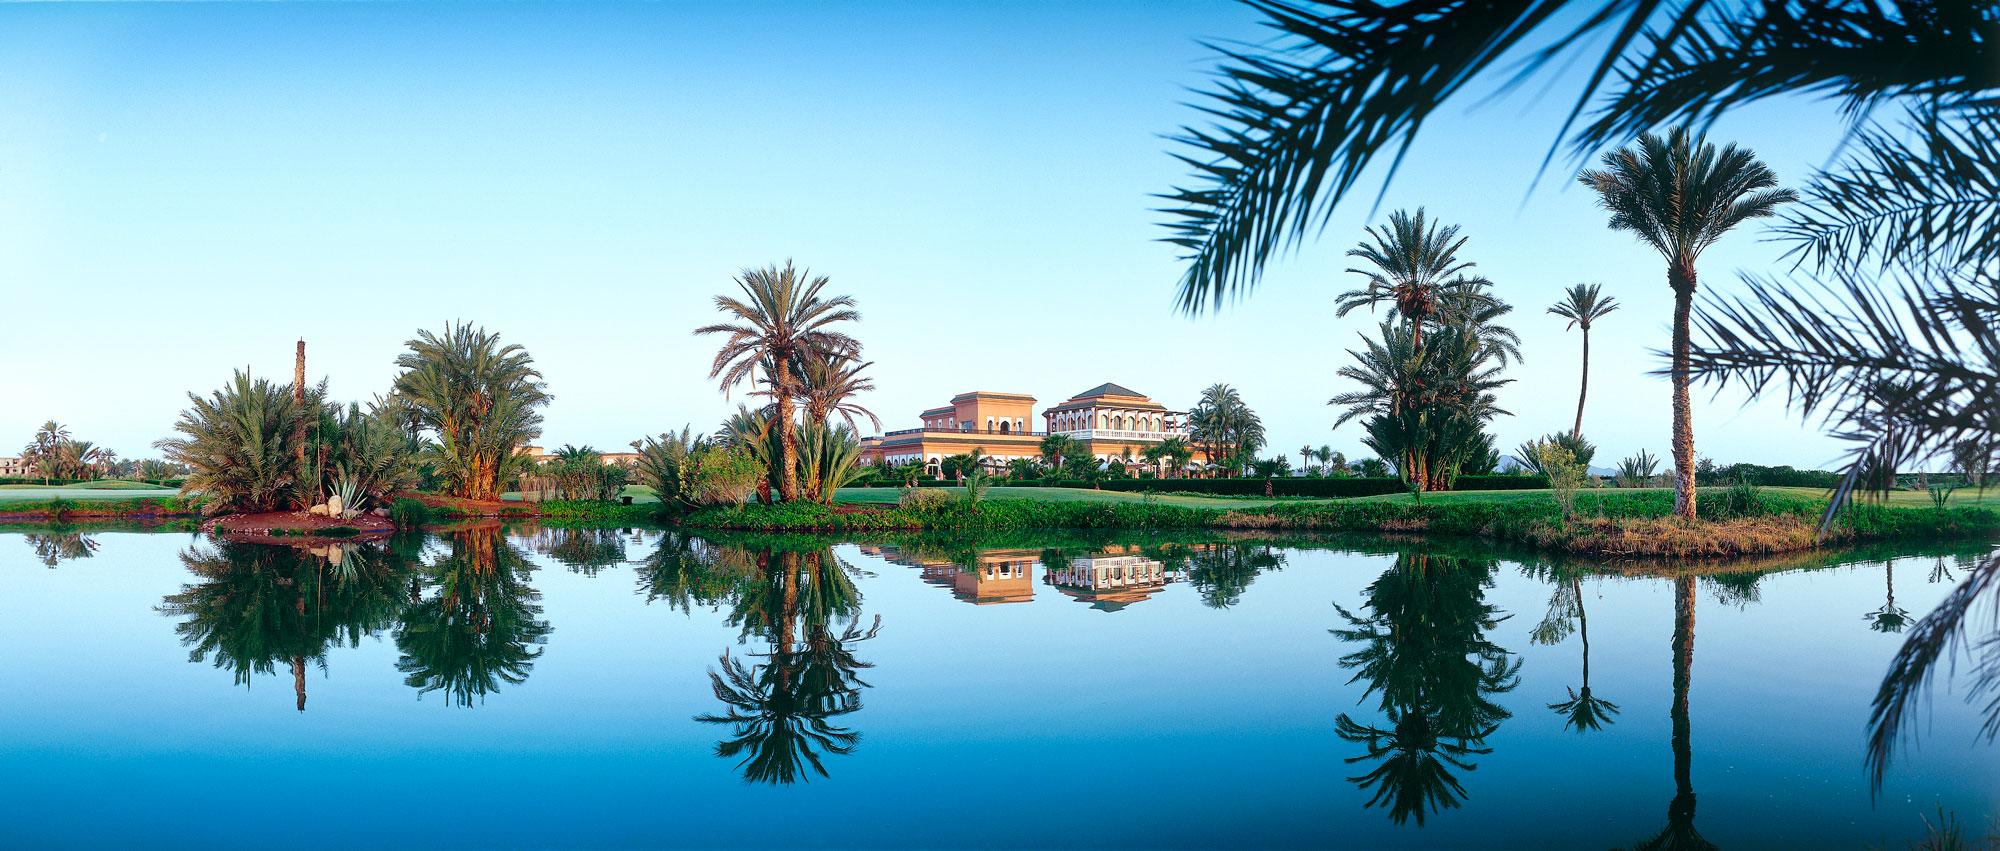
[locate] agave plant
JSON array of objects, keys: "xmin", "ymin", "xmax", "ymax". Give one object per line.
[{"xmin": 330, "ymin": 466, "xmax": 366, "ymax": 519}]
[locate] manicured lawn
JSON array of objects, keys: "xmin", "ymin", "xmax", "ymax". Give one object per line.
[
  {"xmin": 0, "ymin": 485, "xmax": 181, "ymax": 502},
  {"xmin": 835, "ymin": 483, "xmax": 2000, "ymax": 510},
  {"xmin": 834, "ymin": 486, "xmax": 1316, "ymax": 509}
]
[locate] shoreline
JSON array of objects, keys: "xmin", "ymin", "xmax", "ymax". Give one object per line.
[{"xmin": 3, "ymin": 488, "xmax": 1993, "ymax": 560}]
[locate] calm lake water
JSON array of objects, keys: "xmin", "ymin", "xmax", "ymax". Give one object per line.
[{"xmin": 1, "ymin": 525, "xmax": 1994, "ymax": 849}]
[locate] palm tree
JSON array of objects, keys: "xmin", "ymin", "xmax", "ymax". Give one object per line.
[
  {"xmin": 1038, "ymin": 433, "xmax": 1079, "ymax": 472},
  {"xmin": 1579, "ymin": 129, "xmax": 1794, "ymax": 520},
  {"xmin": 156, "ymin": 371, "xmax": 310, "ymax": 516},
  {"xmin": 1332, "ymin": 321, "xmax": 1510, "ymax": 490},
  {"xmin": 696, "ymin": 262, "xmax": 860, "ymax": 502},
  {"xmin": 1548, "ymin": 284, "xmax": 1621, "ymax": 440},
  {"xmin": 1189, "ymin": 383, "xmax": 1264, "ymax": 476},
  {"xmin": 1336, "ymin": 208, "xmax": 1496, "ymax": 352},
  {"xmin": 391, "ymin": 323, "xmax": 551, "ymax": 502},
  {"xmin": 796, "ymin": 353, "xmax": 881, "ymax": 433},
  {"xmin": 25, "ymin": 420, "xmax": 69, "ymax": 484}
]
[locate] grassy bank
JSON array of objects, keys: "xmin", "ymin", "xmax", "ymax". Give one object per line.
[
  {"xmin": 0, "ymin": 495, "xmax": 201, "ymax": 521},
  {"xmin": 685, "ymin": 486, "xmax": 2000, "ymax": 558}
]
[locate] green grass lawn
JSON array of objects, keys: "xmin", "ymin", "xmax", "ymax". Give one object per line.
[
  {"xmin": 0, "ymin": 484, "xmax": 181, "ymax": 502},
  {"xmin": 833, "ymin": 486, "xmax": 1322, "ymax": 509},
  {"xmin": 834, "ymin": 483, "xmax": 2000, "ymax": 510}
]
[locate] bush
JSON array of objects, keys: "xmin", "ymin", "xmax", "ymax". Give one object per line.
[
  {"xmin": 898, "ymin": 487, "xmax": 956, "ymax": 512},
  {"xmin": 390, "ymin": 497, "xmax": 430, "ymax": 528},
  {"xmin": 535, "ymin": 499, "xmax": 663, "ymax": 522}
]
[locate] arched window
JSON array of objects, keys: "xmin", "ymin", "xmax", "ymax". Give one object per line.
[
  {"xmin": 1099, "ymin": 413, "xmax": 1109, "ymax": 429},
  {"xmin": 998, "ymin": 420, "xmax": 1010, "ymax": 434}
]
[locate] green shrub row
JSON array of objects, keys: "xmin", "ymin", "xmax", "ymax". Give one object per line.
[{"xmin": 859, "ymin": 476, "xmax": 1545, "ymax": 496}]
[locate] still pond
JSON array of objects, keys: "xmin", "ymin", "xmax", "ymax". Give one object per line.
[{"xmin": 0, "ymin": 525, "xmax": 1994, "ymax": 849}]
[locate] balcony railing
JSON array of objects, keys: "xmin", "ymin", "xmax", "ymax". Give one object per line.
[
  {"xmin": 1053, "ymin": 428, "xmax": 1190, "ymax": 441},
  {"xmin": 878, "ymin": 427, "xmax": 1049, "ymax": 439}
]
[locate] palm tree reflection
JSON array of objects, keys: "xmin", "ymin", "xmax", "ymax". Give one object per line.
[
  {"xmin": 24, "ymin": 531, "xmax": 100, "ymax": 567},
  {"xmin": 697, "ymin": 545, "xmax": 880, "ymax": 784},
  {"xmin": 1631, "ymin": 575, "xmax": 1715, "ymax": 850},
  {"xmin": 394, "ymin": 527, "xmax": 551, "ymax": 707},
  {"xmin": 1180, "ymin": 541, "xmax": 1286, "ymax": 609},
  {"xmin": 158, "ymin": 539, "xmax": 411, "ymax": 711},
  {"xmin": 1864, "ymin": 559, "xmax": 1911, "ymax": 633},
  {"xmin": 1529, "ymin": 573, "xmax": 1619, "ymax": 732},
  {"xmin": 1331, "ymin": 551, "xmax": 1519, "ymax": 825}
]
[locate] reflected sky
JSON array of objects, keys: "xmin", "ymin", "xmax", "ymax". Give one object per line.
[{"xmin": 0, "ymin": 527, "xmax": 1994, "ymax": 849}]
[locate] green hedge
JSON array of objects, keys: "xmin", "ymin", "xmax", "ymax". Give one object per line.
[{"xmin": 862, "ymin": 475, "xmax": 1544, "ymax": 496}]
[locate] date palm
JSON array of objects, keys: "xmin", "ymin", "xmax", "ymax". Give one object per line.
[
  {"xmin": 697, "ymin": 262, "xmax": 860, "ymax": 502},
  {"xmin": 392, "ymin": 323, "xmax": 550, "ymax": 502},
  {"xmin": 1548, "ymin": 284, "xmax": 1621, "ymax": 440},
  {"xmin": 24, "ymin": 420, "xmax": 69, "ymax": 484},
  {"xmin": 1336, "ymin": 208, "xmax": 1495, "ymax": 352},
  {"xmin": 796, "ymin": 353, "xmax": 881, "ymax": 433},
  {"xmin": 1579, "ymin": 129, "xmax": 1794, "ymax": 520}
]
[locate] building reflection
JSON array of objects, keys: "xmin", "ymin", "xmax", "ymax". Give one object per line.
[
  {"xmin": 1043, "ymin": 553, "xmax": 1179, "ymax": 612},
  {"xmin": 862, "ymin": 545, "xmax": 1038, "ymax": 605}
]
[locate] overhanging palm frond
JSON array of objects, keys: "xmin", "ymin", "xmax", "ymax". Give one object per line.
[{"xmin": 1777, "ymin": 105, "xmax": 2000, "ymax": 274}]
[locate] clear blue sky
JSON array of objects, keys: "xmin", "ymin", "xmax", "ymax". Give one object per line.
[{"xmin": 0, "ymin": 1, "xmax": 1859, "ymax": 469}]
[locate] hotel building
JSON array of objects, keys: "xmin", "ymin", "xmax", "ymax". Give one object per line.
[{"xmin": 858, "ymin": 383, "xmax": 1208, "ymax": 476}]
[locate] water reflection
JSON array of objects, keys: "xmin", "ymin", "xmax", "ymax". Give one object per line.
[
  {"xmin": 527, "ymin": 526, "xmax": 643, "ymax": 576},
  {"xmin": 115, "ymin": 525, "xmax": 1998, "ymax": 834},
  {"xmin": 23, "ymin": 530, "xmax": 99, "ymax": 567},
  {"xmin": 395, "ymin": 527, "xmax": 551, "ymax": 707},
  {"xmin": 1527, "ymin": 569, "xmax": 1619, "ymax": 733},
  {"xmin": 1630, "ymin": 575, "xmax": 1714, "ymax": 850},
  {"xmin": 696, "ymin": 545, "xmax": 880, "ymax": 784},
  {"xmin": 158, "ymin": 539, "xmax": 411, "ymax": 711},
  {"xmin": 1331, "ymin": 551, "xmax": 1520, "ymax": 826}
]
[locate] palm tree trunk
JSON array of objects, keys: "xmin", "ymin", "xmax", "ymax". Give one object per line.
[
  {"xmin": 294, "ymin": 340, "xmax": 310, "ymax": 509},
  {"xmin": 1573, "ymin": 327, "xmax": 1590, "ymax": 440},
  {"xmin": 1670, "ymin": 265, "xmax": 1698, "ymax": 521},
  {"xmin": 292, "ymin": 655, "xmax": 308, "ymax": 712},
  {"xmin": 774, "ymin": 360, "xmax": 800, "ymax": 502}
]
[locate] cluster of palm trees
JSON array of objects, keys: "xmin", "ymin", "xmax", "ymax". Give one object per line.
[
  {"xmin": 159, "ymin": 324, "xmax": 552, "ymax": 515},
  {"xmin": 16, "ymin": 421, "xmax": 113, "ymax": 484},
  {"xmin": 1188, "ymin": 383, "xmax": 1266, "ymax": 476},
  {"xmin": 1326, "ymin": 209, "xmax": 1513, "ymax": 491},
  {"xmin": 694, "ymin": 261, "xmax": 877, "ymax": 505}
]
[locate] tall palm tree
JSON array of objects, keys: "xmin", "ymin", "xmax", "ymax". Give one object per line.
[
  {"xmin": 1548, "ymin": 284, "xmax": 1621, "ymax": 440},
  {"xmin": 391, "ymin": 323, "xmax": 551, "ymax": 502},
  {"xmin": 1579, "ymin": 129, "xmax": 1794, "ymax": 520},
  {"xmin": 1336, "ymin": 208, "xmax": 1496, "ymax": 352},
  {"xmin": 696, "ymin": 262, "xmax": 860, "ymax": 502}
]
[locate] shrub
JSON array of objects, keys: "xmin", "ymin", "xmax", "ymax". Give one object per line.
[
  {"xmin": 390, "ymin": 497, "xmax": 430, "ymax": 527},
  {"xmin": 898, "ymin": 487, "xmax": 955, "ymax": 512},
  {"xmin": 1536, "ymin": 444, "xmax": 1588, "ymax": 521}
]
